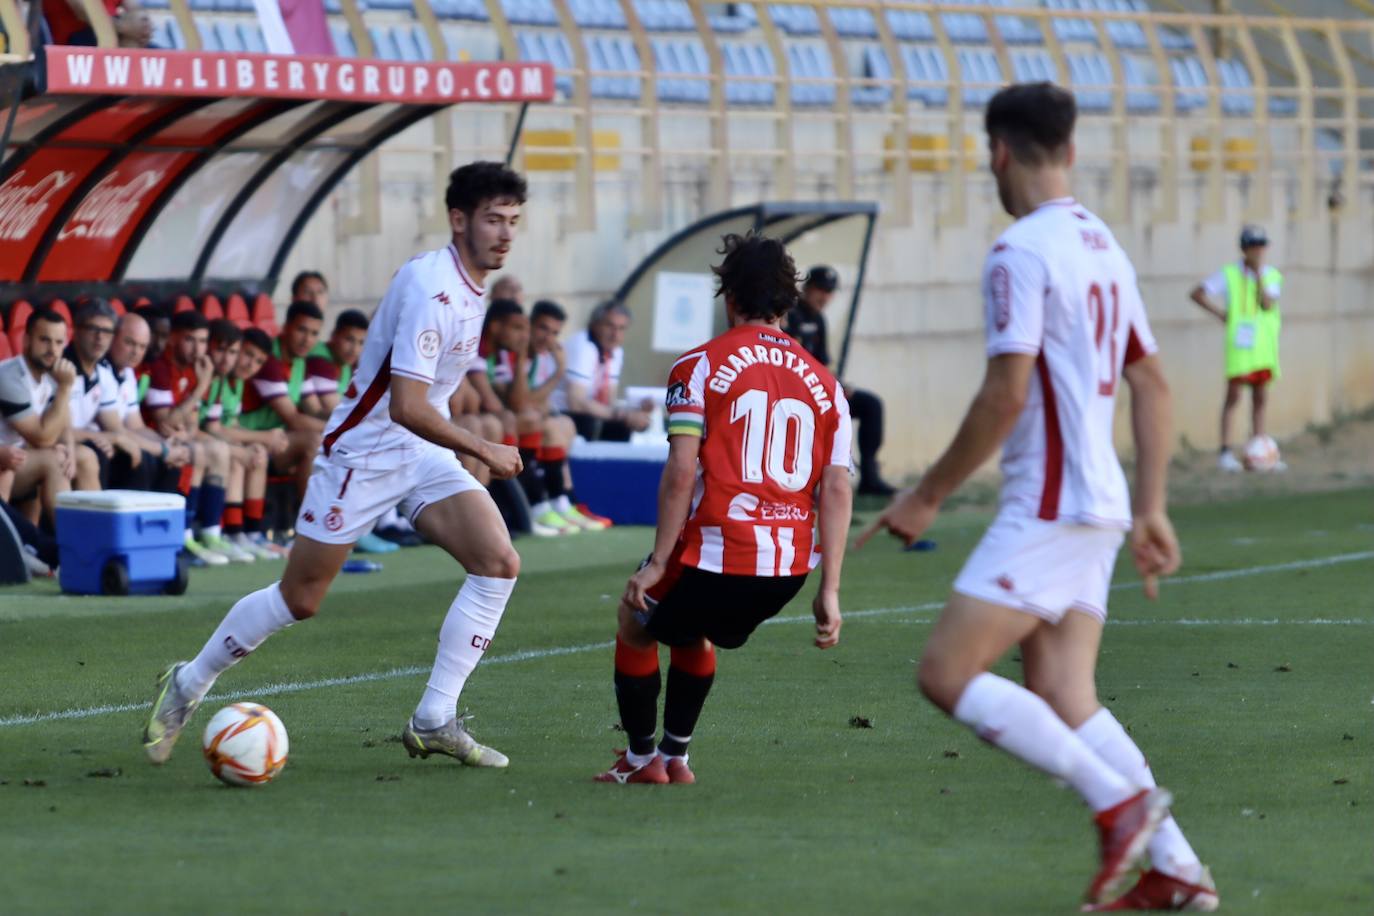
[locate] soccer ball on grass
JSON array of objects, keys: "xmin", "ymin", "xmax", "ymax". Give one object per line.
[
  {"xmin": 202, "ymin": 703, "xmax": 289, "ymax": 786},
  {"xmin": 1242, "ymin": 435, "xmax": 1281, "ymax": 472}
]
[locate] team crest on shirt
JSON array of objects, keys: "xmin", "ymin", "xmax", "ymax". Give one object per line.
[
  {"xmin": 990, "ymin": 264, "xmax": 1011, "ymax": 332},
  {"xmin": 324, "ymin": 505, "xmax": 344, "ymax": 532},
  {"xmin": 417, "ymin": 329, "xmax": 441, "ymax": 359},
  {"xmin": 995, "ymin": 574, "xmax": 1015, "ymax": 592}
]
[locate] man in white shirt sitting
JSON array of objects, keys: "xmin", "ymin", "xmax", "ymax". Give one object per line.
[{"xmin": 553, "ymin": 301, "xmax": 652, "ymax": 442}]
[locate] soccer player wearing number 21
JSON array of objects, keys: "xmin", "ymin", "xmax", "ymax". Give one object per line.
[
  {"xmin": 597, "ymin": 234, "xmax": 854, "ymax": 785},
  {"xmin": 858, "ymin": 84, "xmax": 1218, "ymax": 912},
  {"xmin": 144, "ymin": 163, "xmax": 529, "ymax": 769}
]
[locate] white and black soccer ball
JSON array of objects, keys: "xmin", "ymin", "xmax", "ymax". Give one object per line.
[{"xmin": 202, "ymin": 702, "xmax": 289, "ymax": 787}]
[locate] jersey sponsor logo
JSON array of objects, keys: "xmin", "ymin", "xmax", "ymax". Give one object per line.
[
  {"xmin": 417, "ymin": 329, "xmax": 441, "ymax": 359},
  {"xmin": 324, "ymin": 505, "xmax": 344, "ymax": 532},
  {"xmin": 726, "ymin": 492, "xmax": 809, "ymax": 522},
  {"xmin": 301, "ymin": 509, "xmax": 315, "ymax": 523},
  {"xmin": 223, "ymin": 635, "xmax": 249, "ymax": 659},
  {"xmin": 432, "ymin": 291, "xmax": 451, "ymax": 306},
  {"xmin": 1080, "ymin": 229, "xmax": 1109, "ymax": 251},
  {"xmin": 449, "ymin": 335, "xmax": 478, "ymax": 355},
  {"xmin": 665, "ymin": 380, "xmax": 693, "ymax": 408},
  {"xmin": 470, "ymin": 635, "xmax": 491, "ymax": 651},
  {"xmin": 991, "ymin": 264, "xmax": 1011, "ymax": 332},
  {"xmin": 757, "ymin": 332, "xmax": 791, "ymax": 345}
]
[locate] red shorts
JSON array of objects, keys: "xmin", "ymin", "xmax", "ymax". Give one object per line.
[{"xmin": 1229, "ymin": 369, "xmax": 1273, "ymax": 386}]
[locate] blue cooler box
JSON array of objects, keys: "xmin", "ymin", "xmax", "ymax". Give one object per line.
[
  {"xmin": 56, "ymin": 490, "xmax": 188, "ymax": 596},
  {"xmin": 567, "ymin": 441, "xmax": 668, "ymax": 526}
]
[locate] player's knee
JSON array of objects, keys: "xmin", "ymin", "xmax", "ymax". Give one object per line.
[
  {"xmin": 915, "ymin": 652, "xmax": 965, "ymax": 713},
  {"xmin": 471, "ymin": 545, "xmax": 520, "ymax": 579}
]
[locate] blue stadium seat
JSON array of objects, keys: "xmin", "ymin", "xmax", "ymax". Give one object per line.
[
  {"xmin": 571, "ymin": 0, "xmax": 628, "ymax": 30},
  {"xmin": 188, "ymin": 0, "xmax": 215, "ymax": 11},
  {"xmin": 517, "ymin": 31, "xmax": 574, "ymax": 94},
  {"xmin": 1097, "ymin": 0, "xmax": 1148, "ymax": 50},
  {"xmin": 1129, "ymin": 0, "xmax": 1191, "ymax": 50},
  {"xmin": 991, "ymin": 0, "xmax": 1043, "ymax": 45},
  {"xmin": 158, "ymin": 17, "xmax": 185, "ymax": 50},
  {"xmin": 324, "ymin": 0, "xmax": 342, "ymax": 14},
  {"xmin": 141, "ymin": 0, "xmax": 170, "ymax": 10},
  {"xmin": 786, "ymin": 43, "xmax": 835, "ymax": 107},
  {"xmin": 721, "ymin": 43, "xmax": 775, "ymax": 106},
  {"xmin": 942, "ymin": 1, "xmax": 988, "ymax": 44},
  {"xmin": 770, "ymin": 4, "xmax": 821, "ymax": 37},
  {"xmin": 634, "ymin": 0, "xmax": 695, "ymax": 32},
  {"xmin": 238, "ymin": 21, "xmax": 267, "ymax": 53},
  {"xmin": 957, "ymin": 47, "xmax": 1003, "ymax": 107},
  {"xmin": 899, "ymin": 44, "xmax": 950, "ymax": 107},
  {"xmin": 1044, "ymin": 0, "xmax": 1097, "ymax": 45},
  {"xmin": 503, "ymin": 0, "xmax": 558, "ymax": 27},
  {"xmin": 1169, "ymin": 56, "xmax": 1208, "ymax": 111},
  {"xmin": 211, "ymin": 19, "xmax": 244, "ymax": 52},
  {"xmin": 1011, "ymin": 48, "xmax": 1057, "ymax": 84},
  {"xmin": 1067, "ymin": 52, "xmax": 1111, "ymax": 111},
  {"xmin": 369, "ymin": 25, "xmax": 402, "ymax": 60},
  {"xmin": 196, "ymin": 20, "xmax": 223, "ymax": 51},
  {"xmin": 1122, "ymin": 55, "xmax": 1160, "ymax": 113},
  {"xmin": 330, "ymin": 22, "xmax": 357, "ymax": 57},
  {"xmin": 369, "ymin": 0, "xmax": 413, "ymax": 10},
  {"xmin": 829, "ymin": 7, "xmax": 878, "ymax": 39},
  {"xmin": 652, "ymin": 38, "xmax": 709, "ymax": 103},
  {"xmin": 431, "ymin": 0, "xmax": 489, "ymax": 21},
  {"xmin": 886, "ymin": 8, "xmax": 935, "ymax": 42},
  {"xmin": 411, "ymin": 24, "xmax": 434, "ymax": 61}
]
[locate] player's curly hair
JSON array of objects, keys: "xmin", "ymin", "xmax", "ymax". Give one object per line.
[
  {"xmin": 711, "ymin": 232, "xmax": 800, "ymax": 322},
  {"xmin": 445, "ymin": 161, "xmax": 528, "ymax": 216},
  {"xmin": 985, "ymin": 82, "xmax": 1077, "ymax": 166}
]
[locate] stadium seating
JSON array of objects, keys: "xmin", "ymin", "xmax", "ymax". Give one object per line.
[
  {"xmin": 7, "ymin": 300, "xmax": 32, "ymax": 355},
  {"xmin": 200, "ymin": 294, "xmax": 224, "ymax": 321},
  {"xmin": 224, "ymin": 294, "xmax": 252, "ymax": 330},
  {"xmin": 634, "ymin": 0, "xmax": 695, "ymax": 32},
  {"xmin": 49, "ymin": 300, "xmax": 73, "ymax": 335}
]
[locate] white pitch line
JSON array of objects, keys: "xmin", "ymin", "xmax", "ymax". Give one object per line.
[{"xmin": 2, "ymin": 551, "xmax": 1369, "ymax": 730}]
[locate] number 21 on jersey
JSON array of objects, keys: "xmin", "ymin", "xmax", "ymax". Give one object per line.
[{"xmin": 1088, "ymin": 281, "xmax": 1120, "ymax": 396}]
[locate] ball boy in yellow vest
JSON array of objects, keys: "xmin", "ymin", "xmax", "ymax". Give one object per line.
[{"xmin": 1189, "ymin": 225, "xmax": 1282, "ymax": 472}]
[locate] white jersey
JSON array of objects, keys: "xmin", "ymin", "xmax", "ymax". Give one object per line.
[
  {"xmin": 982, "ymin": 198, "xmax": 1158, "ymax": 529},
  {"xmin": 0, "ymin": 356, "xmax": 55, "ymax": 447},
  {"xmin": 320, "ymin": 243, "xmax": 485, "ymax": 470},
  {"xmin": 110, "ymin": 364, "xmax": 140, "ymax": 420},
  {"xmin": 69, "ymin": 360, "xmax": 118, "ymax": 432},
  {"xmin": 551, "ymin": 330, "xmax": 623, "ymax": 413}
]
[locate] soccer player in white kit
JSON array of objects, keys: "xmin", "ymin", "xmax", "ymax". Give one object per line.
[
  {"xmin": 858, "ymin": 85, "xmax": 1218, "ymax": 911},
  {"xmin": 143, "ymin": 162, "xmax": 528, "ymax": 769}
]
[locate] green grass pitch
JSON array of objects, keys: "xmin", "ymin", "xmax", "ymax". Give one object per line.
[{"xmin": 1, "ymin": 488, "xmax": 1370, "ymax": 914}]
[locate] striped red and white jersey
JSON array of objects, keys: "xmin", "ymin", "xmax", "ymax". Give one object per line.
[
  {"xmin": 665, "ymin": 323, "xmax": 852, "ymax": 578},
  {"xmin": 983, "ymin": 198, "xmax": 1158, "ymax": 529},
  {"xmin": 320, "ymin": 243, "xmax": 485, "ymax": 470}
]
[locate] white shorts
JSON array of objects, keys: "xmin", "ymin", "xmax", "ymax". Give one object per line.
[
  {"xmin": 952, "ymin": 512, "xmax": 1126, "ymax": 624},
  {"xmin": 295, "ymin": 447, "xmax": 484, "ymax": 545}
]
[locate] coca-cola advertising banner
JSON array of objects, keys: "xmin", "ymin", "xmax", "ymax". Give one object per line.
[{"xmin": 45, "ymin": 48, "xmax": 554, "ymax": 106}]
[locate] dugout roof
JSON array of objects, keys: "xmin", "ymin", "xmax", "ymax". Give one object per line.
[
  {"xmin": 0, "ymin": 47, "xmax": 552, "ymax": 300},
  {"xmin": 614, "ymin": 201, "xmax": 880, "ymax": 388}
]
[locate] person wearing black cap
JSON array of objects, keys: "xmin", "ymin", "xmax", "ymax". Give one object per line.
[
  {"xmin": 1189, "ymin": 225, "xmax": 1283, "ymax": 472},
  {"xmin": 785, "ymin": 266, "xmax": 895, "ymax": 495}
]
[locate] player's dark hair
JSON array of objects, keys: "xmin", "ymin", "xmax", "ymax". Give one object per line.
[
  {"xmin": 285, "ymin": 299, "xmax": 324, "ymax": 326},
  {"xmin": 26, "ymin": 308, "xmax": 65, "ymax": 334},
  {"xmin": 241, "ymin": 327, "xmax": 273, "ymax": 354},
  {"xmin": 530, "ymin": 299, "xmax": 566, "ymax": 323},
  {"xmin": 170, "ymin": 309, "xmax": 209, "ymax": 333},
  {"xmin": 482, "ymin": 298, "xmax": 524, "ymax": 338},
  {"xmin": 209, "ymin": 319, "xmax": 243, "ymax": 348},
  {"xmin": 134, "ymin": 303, "xmax": 170, "ymax": 324},
  {"xmin": 334, "ymin": 309, "xmax": 369, "ymax": 333},
  {"xmin": 711, "ymin": 232, "xmax": 800, "ymax": 322},
  {"xmin": 290, "ymin": 270, "xmax": 328, "ymax": 297},
  {"xmin": 445, "ymin": 161, "xmax": 527, "ymax": 216},
  {"xmin": 74, "ymin": 299, "xmax": 116, "ymax": 328},
  {"xmin": 985, "ymin": 82, "xmax": 1077, "ymax": 166}
]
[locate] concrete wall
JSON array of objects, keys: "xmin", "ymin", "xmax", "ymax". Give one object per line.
[{"xmin": 281, "ymin": 112, "xmax": 1374, "ymax": 478}]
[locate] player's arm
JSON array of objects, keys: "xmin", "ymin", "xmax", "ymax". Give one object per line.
[
  {"xmin": 267, "ymin": 395, "xmax": 325, "ymax": 432},
  {"xmin": 15, "ymin": 359, "xmax": 77, "ymax": 449},
  {"xmin": 505, "ymin": 355, "xmax": 532, "ymax": 413},
  {"xmin": 624, "ymin": 433, "xmax": 700, "ymax": 610},
  {"xmin": 466, "ymin": 368, "xmax": 505, "ymax": 415},
  {"xmin": 1123, "ymin": 351, "xmax": 1180, "ymax": 599},
  {"xmin": 1188, "ymin": 283, "xmax": 1226, "ymax": 322},
  {"xmin": 389, "ymin": 376, "xmax": 520, "ymax": 477},
  {"xmin": 812, "ymin": 394, "xmax": 855, "ymax": 648},
  {"xmin": 564, "ymin": 378, "xmax": 613, "ymax": 419},
  {"xmin": 529, "ymin": 345, "xmax": 564, "ymax": 403},
  {"xmin": 1257, "ymin": 271, "xmax": 1280, "ymax": 311}
]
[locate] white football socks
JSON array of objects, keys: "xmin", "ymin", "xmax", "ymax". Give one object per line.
[
  {"xmin": 1076, "ymin": 707, "xmax": 1203, "ymax": 882},
  {"xmin": 953, "ymin": 672, "xmax": 1136, "ymax": 812},
  {"xmin": 178, "ymin": 582, "xmax": 297, "ymax": 702},
  {"xmin": 414, "ymin": 575, "xmax": 516, "ymax": 729}
]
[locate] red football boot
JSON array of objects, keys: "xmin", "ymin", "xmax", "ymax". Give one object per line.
[
  {"xmin": 1085, "ymin": 788, "xmax": 1173, "ymax": 905},
  {"xmin": 664, "ymin": 756, "xmax": 695, "ymax": 784},
  {"xmin": 1084, "ymin": 867, "xmax": 1219, "ymax": 912},
  {"xmin": 594, "ymin": 749, "xmax": 669, "ymax": 784}
]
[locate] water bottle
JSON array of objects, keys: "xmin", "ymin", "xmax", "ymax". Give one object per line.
[{"xmin": 342, "ymin": 559, "xmax": 384, "ymax": 574}]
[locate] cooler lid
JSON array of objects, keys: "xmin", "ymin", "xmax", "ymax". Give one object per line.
[{"xmin": 56, "ymin": 489, "xmax": 187, "ymax": 512}]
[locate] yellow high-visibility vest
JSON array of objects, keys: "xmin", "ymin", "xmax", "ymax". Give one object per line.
[{"xmin": 1222, "ymin": 262, "xmax": 1282, "ymax": 380}]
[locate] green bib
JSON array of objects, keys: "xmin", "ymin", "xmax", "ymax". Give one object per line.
[
  {"xmin": 136, "ymin": 372, "xmax": 150, "ymax": 403},
  {"xmin": 1222, "ymin": 263, "xmax": 1282, "ymax": 380}
]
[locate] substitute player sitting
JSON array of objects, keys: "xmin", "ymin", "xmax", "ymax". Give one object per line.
[
  {"xmin": 858, "ymin": 83, "xmax": 1216, "ymax": 911},
  {"xmin": 596, "ymin": 233, "xmax": 853, "ymax": 785},
  {"xmin": 143, "ymin": 162, "xmax": 529, "ymax": 770}
]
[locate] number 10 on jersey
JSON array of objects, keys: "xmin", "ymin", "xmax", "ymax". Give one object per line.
[{"xmin": 730, "ymin": 389, "xmax": 816, "ymax": 492}]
